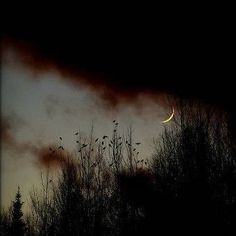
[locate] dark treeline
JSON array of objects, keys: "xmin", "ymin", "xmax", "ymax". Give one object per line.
[{"xmin": 1, "ymin": 101, "xmax": 236, "ymax": 235}]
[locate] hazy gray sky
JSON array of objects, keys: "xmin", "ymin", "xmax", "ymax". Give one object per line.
[{"xmin": 1, "ymin": 48, "xmax": 169, "ymax": 211}]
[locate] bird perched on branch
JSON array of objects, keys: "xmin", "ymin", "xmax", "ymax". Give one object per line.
[{"xmin": 82, "ymin": 144, "xmax": 88, "ymax": 148}]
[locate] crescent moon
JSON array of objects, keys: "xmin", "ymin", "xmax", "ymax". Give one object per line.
[{"xmin": 161, "ymin": 107, "xmax": 175, "ymax": 124}]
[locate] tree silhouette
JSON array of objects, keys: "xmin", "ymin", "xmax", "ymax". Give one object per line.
[
  {"xmin": 0, "ymin": 209, "xmax": 11, "ymax": 236},
  {"xmin": 10, "ymin": 187, "xmax": 25, "ymax": 236},
  {"xmin": 152, "ymin": 100, "xmax": 236, "ymax": 235},
  {"xmin": 1, "ymin": 108, "xmax": 236, "ymax": 235}
]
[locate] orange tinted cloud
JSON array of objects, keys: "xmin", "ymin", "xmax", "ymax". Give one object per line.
[
  {"xmin": 1, "ymin": 116, "xmax": 68, "ymax": 168},
  {"xmin": 32, "ymin": 146, "xmax": 70, "ymax": 168}
]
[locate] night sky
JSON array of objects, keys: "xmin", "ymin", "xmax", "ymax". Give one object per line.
[{"xmin": 1, "ymin": 12, "xmax": 234, "ymax": 211}]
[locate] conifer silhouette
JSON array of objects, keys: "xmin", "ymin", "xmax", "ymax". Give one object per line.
[{"xmin": 10, "ymin": 187, "xmax": 25, "ymax": 236}]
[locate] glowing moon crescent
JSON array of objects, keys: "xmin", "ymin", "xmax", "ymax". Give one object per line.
[{"xmin": 161, "ymin": 107, "xmax": 175, "ymax": 124}]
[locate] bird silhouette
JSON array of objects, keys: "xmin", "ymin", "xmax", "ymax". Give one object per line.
[
  {"xmin": 103, "ymin": 135, "xmax": 108, "ymax": 139},
  {"xmin": 76, "ymin": 141, "xmax": 79, "ymax": 143},
  {"xmin": 133, "ymin": 148, "xmax": 136, "ymax": 151},
  {"xmin": 114, "ymin": 129, "xmax": 117, "ymax": 132},
  {"xmin": 113, "ymin": 120, "xmax": 116, "ymax": 123},
  {"xmin": 102, "ymin": 141, "xmax": 104, "ymax": 145},
  {"xmin": 135, "ymin": 142, "xmax": 141, "ymax": 145},
  {"xmin": 75, "ymin": 132, "xmax": 79, "ymax": 135},
  {"xmin": 59, "ymin": 137, "xmax": 62, "ymax": 140},
  {"xmin": 103, "ymin": 147, "xmax": 106, "ymax": 150},
  {"xmin": 95, "ymin": 138, "xmax": 99, "ymax": 142},
  {"xmin": 58, "ymin": 146, "xmax": 64, "ymax": 150}
]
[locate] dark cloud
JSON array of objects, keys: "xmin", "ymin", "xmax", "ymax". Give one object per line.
[
  {"xmin": 3, "ymin": 8, "xmax": 234, "ymax": 111},
  {"xmin": 2, "ymin": 24, "xmax": 233, "ymax": 111},
  {"xmin": 1, "ymin": 116, "xmax": 66, "ymax": 168},
  {"xmin": 1, "ymin": 116, "xmax": 30, "ymax": 153},
  {"xmin": 1, "ymin": 118, "xmax": 13, "ymax": 145},
  {"xmin": 2, "ymin": 17, "xmax": 235, "ymax": 138},
  {"xmin": 32, "ymin": 147, "xmax": 69, "ymax": 168}
]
